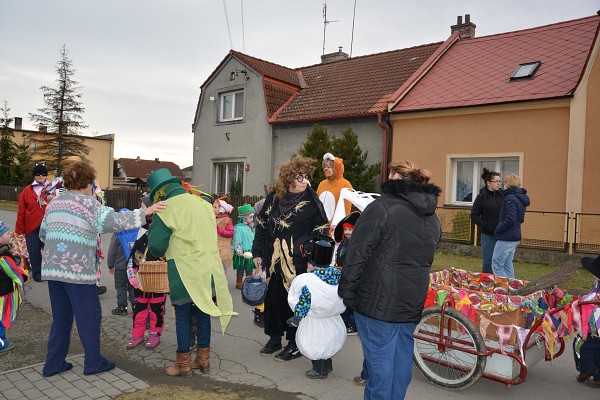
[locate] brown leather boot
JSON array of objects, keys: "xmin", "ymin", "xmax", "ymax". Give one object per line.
[
  {"xmin": 192, "ymin": 347, "xmax": 210, "ymax": 373},
  {"xmin": 235, "ymin": 276, "xmax": 243, "ymax": 290},
  {"xmin": 163, "ymin": 351, "xmax": 193, "ymax": 377}
]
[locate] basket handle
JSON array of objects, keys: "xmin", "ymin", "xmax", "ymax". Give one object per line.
[{"xmin": 142, "ymin": 246, "xmax": 148, "ymax": 262}]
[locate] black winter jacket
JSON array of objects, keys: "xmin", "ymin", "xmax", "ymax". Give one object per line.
[
  {"xmin": 494, "ymin": 188, "xmax": 530, "ymax": 242},
  {"xmin": 470, "ymin": 187, "xmax": 504, "ymax": 235},
  {"xmin": 338, "ymin": 179, "xmax": 441, "ymax": 324}
]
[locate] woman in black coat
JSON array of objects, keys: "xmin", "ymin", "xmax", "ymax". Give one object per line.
[
  {"xmin": 338, "ymin": 160, "xmax": 441, "ymax": 400},
  {"xmin": 470, "ymin": 168, "xmax": 503, "ymax": 273},
  {"xmin": 252, "ymin": 157, "xmax": 329, "ymax": 362}
]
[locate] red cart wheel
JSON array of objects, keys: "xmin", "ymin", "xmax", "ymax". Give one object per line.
[{"xmin": 413, "ymin": 306, "xmax": 486, "ymax": 390}]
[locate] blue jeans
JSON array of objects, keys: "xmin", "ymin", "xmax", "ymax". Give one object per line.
[
  {"xmin": 480, "ymin": 234, "xmax": 496, "ymax": 274},
  {"xmin": 174, "ymin": 303, "xmax": 211, "ymax": 353},
  {"xmin": 492, "ymin": 240, "xmax": 519, "ymax": 278},
  {"xmin": 355, "ymin": 312, "xmax": 415, "ymax": 400}
]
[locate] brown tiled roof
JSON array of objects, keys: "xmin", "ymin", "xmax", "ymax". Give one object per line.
[
  {"xmin": 273, "ymin": 43, "xmax": 442, "ymax": 122},
  {"xmin": 230, "ymin": 50, "xmax": 300, "ymax": 87},
  {"xmin": 118, "ymin": 158, "xmax": 183, "ymax": 181},
  {"xmin": 264, "ymin": 78, "xmax": 300, "ymax": 118},
  {"xmin": 392, "ymin": 15, "xmax": 600, "ymax": 112}
]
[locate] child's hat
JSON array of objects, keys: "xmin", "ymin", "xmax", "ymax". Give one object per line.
[
  {"xmin": 238, "ymin": 204, "xmax": 254, "ymax": 217},
  {"xmin": 309, "ymin": 235, "xmax": 336, "ymax": 268},
  {"xmin": 0, "ymin": 220, "xmax": 10, "ymax": 237},
  {"xmin": 334, "ymin": 211, "xmax": 360, "ymax": 243},
  {"xmin": 216, "ymin": 199, "xmax": 234, "ymax": 214}
]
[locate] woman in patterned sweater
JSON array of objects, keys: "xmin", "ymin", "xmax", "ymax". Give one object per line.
[{"xmin": 39, "ymin": 161, "xmax": 166, "ymax": 377}]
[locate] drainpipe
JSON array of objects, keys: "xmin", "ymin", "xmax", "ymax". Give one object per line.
[{"xmin": 377, "ymin": 112, "xmax": 393, "ymax": 185}]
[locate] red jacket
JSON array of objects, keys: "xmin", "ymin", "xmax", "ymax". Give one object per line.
[{"xmin": 16, "ymin": 185, "xmax": 47, "ymax": 235}]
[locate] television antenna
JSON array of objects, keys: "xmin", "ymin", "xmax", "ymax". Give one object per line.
[{"xmin": 322, "ymin": 1, "xmax": 339, "ymax": 56}]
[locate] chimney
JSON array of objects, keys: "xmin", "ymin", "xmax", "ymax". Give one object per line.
[
  {"xmin": 39, "ymin": 125, "xmax": 47, "ymax": 133},
  {"xmin": 155, "ymin": 157, "xmax": 160, "ymax": 163},
  {"xmin": 321, "ymin": 46, "xmax": 349, "ymax": 64},
  {"xmin": 451, "ymin": 14, "xmax": 476, "ymax": 39},
  {"xmin": 14, "ymin": 117, "xmax": 22, "ymax": 130},
  {"xmin": 136, "ymin": 156, "xmax": 141, "ymax": 162}
]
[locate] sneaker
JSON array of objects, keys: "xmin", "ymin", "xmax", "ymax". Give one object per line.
[
  {"xmin": 83, "ymin": 356, "xmax": 115, "ymax": 376},
  {"xmin": 126, "ymin": 336, "xmax": 145, "ymax": 350},
  {"xmin": 260, "ymin": 340, "xmax": 282, "ymax": 356},
  {"xmin": 42, "ymin": 362, "xmax": 73, "ymax": 377},
  {"xmin": 346, "ymin": 326, "xmax": 358, "ymax": 336},
  {"xmin": 0, "ymin": 342, "xmax": 16, "ymax": 353},
  {"xmin": 145, "ymin": 332, "xmax": 161, "ymax": 349},
  {"xmin": 274, "ymin": 345, "xmax": 302, "ymax": 362},
  {"xmin": 97, "ymin": 286, "xmax": 107, "ymax": 295},
  {"xmin": 306, "ymin": 368, "xmax": 328, "ymax": 379},
  {"xmin": 354, "ymin": 376, "xmax": 367, "ymax": 386},
  {"xmin": 111, "ymin": 306, "xmax": 128, "ymax": 316}
]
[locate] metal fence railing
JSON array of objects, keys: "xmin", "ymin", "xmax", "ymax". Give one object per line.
[
  {"xmin": 574, "ymin": 213, "xmax": 600, "ymax": 254},
  {"xmin": 435, "ymin": 207, "xmax": 473, "ymax": 244},
  {"xmin": 520, "ymin": 211, "xmax": 569, "ymax": 252}
]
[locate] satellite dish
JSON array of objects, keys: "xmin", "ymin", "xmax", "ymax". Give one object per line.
[{"xmin": 319, "ymin": 191, "xmax": 336, "ymax": 220}]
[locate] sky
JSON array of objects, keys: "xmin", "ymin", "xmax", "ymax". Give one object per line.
[{"xmin": 1, "ymin": 1, "xmax": 598, "ymax": 168}]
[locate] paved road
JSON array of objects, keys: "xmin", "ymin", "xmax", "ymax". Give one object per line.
[{"xmin": 0, "ymin": 209, "xmax": 592, "ymax": 399}]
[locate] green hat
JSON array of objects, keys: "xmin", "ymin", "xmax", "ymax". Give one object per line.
[
  {"xmin": 237, "ymin": 204, "xmax": 254, "ymax": 217},
  {"xmin": 147, "ymin": 168, "xmax": 180, "ymax": 201}
]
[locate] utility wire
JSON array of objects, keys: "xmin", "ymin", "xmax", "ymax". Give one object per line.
[
  {"xmin": 223, "ymin": 0, "xmax": 234, "ymax": 49},
  {"xmin": 350, "ymin": 0, "xmax": 357, "ymax": 58},
  {"xmin": 241, "ymin": 0, "xmax": 246, "ymax": 52}
]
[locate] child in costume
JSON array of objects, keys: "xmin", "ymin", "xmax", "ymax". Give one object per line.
[
  {"xmin": 107, "ymin": 208, "xmax": 138, "ymax": 316},
  {"xmin": 334, "ymin": 211, "xmax": 360, "ymax": 335},
  {"xmin": 232, "ymin": 204, "xmax": 256, "ymax": 290},
  {"xmin": 287, "ymin": 235, "xmax": 346, "ymax": 379},
  {"xmin": 125, "ymin": 196, "xmax": 168, "ymax": 349},
  {"xmin": 576, "ymin": 255, "xmax": 600, "ymax": 388},
  {"xmin": 0, "ymin": 220, "xmax": 29, "ymax": 353},
  {"xmin": 213, "ymin": 198, "xmax": 234, "ymax": 272}
]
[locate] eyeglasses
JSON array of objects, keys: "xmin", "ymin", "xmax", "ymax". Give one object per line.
[
  {"xmin": 489, "ymin": 180, "xmax": 501, "ymax": 183},
  {"xmin": 295, "ymin": 174, "xmax": 311, "ymax": 182},
  {"xmin": 35, "ymin": 174, "xmax": 47, "ymax": 177}
]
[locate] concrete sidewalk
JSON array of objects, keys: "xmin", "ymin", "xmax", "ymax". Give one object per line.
[{"xmin": 0, "ymin": 209, "xmax": 591, "ymax": 400}]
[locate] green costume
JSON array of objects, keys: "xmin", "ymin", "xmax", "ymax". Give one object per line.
[
  {"xmin": 232, "ymin": 223, "xmax": 256, "ymax": 271},
  {"xmin": 148, "ymin": 183, "xmax": 236, "ymax": 333}
]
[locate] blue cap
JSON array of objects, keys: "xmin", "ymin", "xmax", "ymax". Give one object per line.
[{"xmin": 0, "ymin": 220, "xmax": 10, "ymax": 237}]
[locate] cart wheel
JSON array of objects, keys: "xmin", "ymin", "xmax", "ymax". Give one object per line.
[{"xmin": 413, "ymin": 306, "xmax": 486, "ymax": 390}]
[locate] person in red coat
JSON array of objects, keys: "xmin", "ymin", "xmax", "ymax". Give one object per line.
[{"xmin": 16, "ymin": 164, "xmax": 52, "ymax": 282}]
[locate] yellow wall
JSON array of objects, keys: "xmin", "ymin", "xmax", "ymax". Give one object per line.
[
  {"xmin": 13, "ymin": 131, "xmax": 115, "ymax": 189},
  {"xmin": 390, "ymin": 104, "xmax": 570, "ymax": 212},
  {"xmin": 583, "ymin": 45, "xmax": 600, "ymax": 214}
]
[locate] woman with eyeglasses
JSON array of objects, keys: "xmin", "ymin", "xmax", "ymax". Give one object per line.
[
  {"xmin": 470, "ymin": 168, "xmax": 504, "ymax": 274},
  {"xmin": 252, "ymin": 157, "xmax": 329, "ymax": 362}
]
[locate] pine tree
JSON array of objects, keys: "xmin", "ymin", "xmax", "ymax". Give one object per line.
[
  {"xmin": 0, "ymin": 99, "xmax": 18, "ymax": 185},
  {"xmin": 29, "ymin": 45, "xmax": 90, "ymax": 175},
  {"xmin": 296, "ymin": 124, "xmax": 332, "ymax": 184},
  {"xmin": 331, "ymin": 128, "xmax": 381, "ymax": 192},
  {"xmin": 13, "ymin": 141, "xmax": 33, "ymax": 186}
]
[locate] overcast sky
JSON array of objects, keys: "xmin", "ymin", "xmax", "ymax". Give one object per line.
[{"xmin": 1, "ymin": 1, "xmax": 598, "ymax": 168}]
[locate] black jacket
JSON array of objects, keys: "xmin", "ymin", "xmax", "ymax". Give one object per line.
[
  {"xmin": 495, "ymin": 188, "xmax": 530, "ymax": 241},
  {"xmin": 338, "ymin": 179, "xmax": 441, "ymax": 324},
  {"xmin": 470, "ymin": 187, "xmax": 504, "ymax": 235}
]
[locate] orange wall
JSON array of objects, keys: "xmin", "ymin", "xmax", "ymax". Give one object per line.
[
  {"xmin": 583, "ymin": 52, "xmax": 600, "ymax": 213},
  {"xmin": 391, "ymin": 106, "xmax": 570, "ymax": 212}
]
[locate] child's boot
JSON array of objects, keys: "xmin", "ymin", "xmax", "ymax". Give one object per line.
[
  {"xmin": 145, "ymin": 331, "xmax": 161, "ymax": 348},
  {"xmin": 236, "ymin": 276, "xmax": 243, "ymax": 289},
  {"xmin": 126, "ymin": 336, "xmax": 145, "ymax": 350}
]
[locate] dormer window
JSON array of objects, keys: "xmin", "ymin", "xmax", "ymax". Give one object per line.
[{"xmin": 510, "ymin": 61, "xmax": 541, "ymax": 81}]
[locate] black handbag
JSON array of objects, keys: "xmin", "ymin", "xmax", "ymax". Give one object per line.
[{"xmin": 242, "ymin": 277, "xmax": 267, "ymax": 306}]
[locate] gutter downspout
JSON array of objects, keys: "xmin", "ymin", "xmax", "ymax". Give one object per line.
[{"xmin": 377, "ymin": 112, "xmax": 392, "ymax": 185}]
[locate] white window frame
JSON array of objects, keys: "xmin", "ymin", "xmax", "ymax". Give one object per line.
[
  {"xmin": 218, "ymin": 89, "xmax": 245, "ymax": 122},
  {"xmin": 213, "ymin": 160, "xmax": 245, "ymax": 195},
  {"xmin": 447, "ymin": 153, "xmax": 523, "ymax": 205}
]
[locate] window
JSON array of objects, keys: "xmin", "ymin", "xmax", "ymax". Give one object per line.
[
  {"xmin": 218, "ymin": 90, "xmax": 244, "ymax": 122},
  {"xmin": 214, "ymin": 162, "xmax": 244, "ymax": 195},
  {"xmin": 30, "ymin": 139, "xmax": 36, "ymax": 153},
  {"xmin": 510, "ymin": 61, "xmax": 541, "ymax": 80},
  {"xmin": 452, "ymin": 157, "xmax": 520, "ymax": 204}
]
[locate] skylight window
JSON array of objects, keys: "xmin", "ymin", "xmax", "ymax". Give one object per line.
[{"xmin": 510, "ymin": 61, "xmax": 541, "ymax": 80}]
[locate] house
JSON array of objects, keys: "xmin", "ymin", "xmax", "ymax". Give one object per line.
[
  {"xmin": 114, "ymin": 157, "xmax": 184, "ymax": 190},
  {"xmin": 387, "ymin": 13, "xmax": 600, "ymax": 217},
  {"xmin": 192, "ymin": 42, "xmax": 443, "ymax": 195},
  {"xmin": 11, "ymin": 118, "xmax": 115, "ymax": 189}
]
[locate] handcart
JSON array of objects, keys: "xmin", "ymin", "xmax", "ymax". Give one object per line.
[{"xmin": 412, "ymin": 268, "xmax": 599, "ymax": 390}]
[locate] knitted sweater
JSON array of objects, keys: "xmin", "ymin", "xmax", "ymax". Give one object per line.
[{"xmin": 40, "ymin": 192, "xmax": 145, "ymax": 284}]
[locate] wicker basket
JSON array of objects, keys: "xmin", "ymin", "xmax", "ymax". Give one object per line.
[{"xmin": 138, "ymin": 248, "xmax": 169, "ymax": 293}]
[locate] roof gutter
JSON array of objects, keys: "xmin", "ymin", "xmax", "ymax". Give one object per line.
[{"xmin": 377, "ymin": 112, "xmax": 392, "ymax": 185}]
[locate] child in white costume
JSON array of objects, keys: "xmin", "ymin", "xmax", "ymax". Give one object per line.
[{"xmin": 287, "ymin": 236, "xmax": 346, "ymax": 379}]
